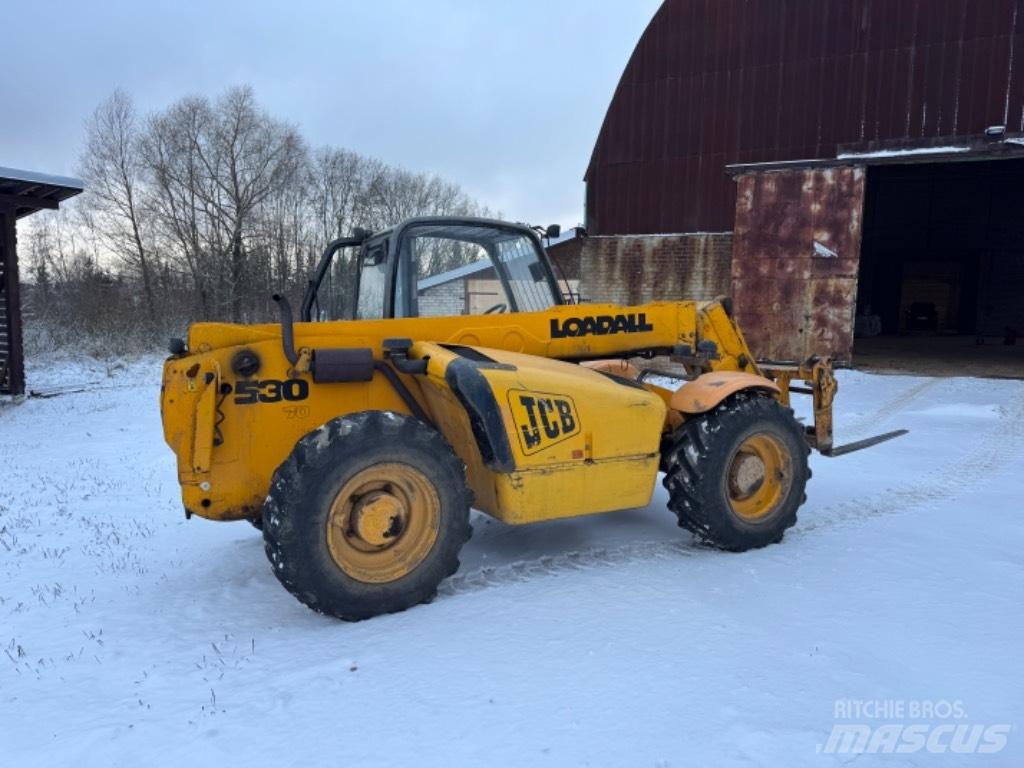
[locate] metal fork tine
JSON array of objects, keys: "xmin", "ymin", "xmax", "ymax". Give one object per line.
[{"xmin": 821, "ymin": 429, "xmax": 909, "ymax": 458}]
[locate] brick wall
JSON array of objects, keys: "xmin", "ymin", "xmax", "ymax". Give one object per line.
[
  {"xmin": 576, "ymin": 233, "xmax": 734, "ymax": 305},
  {"xmin": 417, "ymin": 233, "xmax": 736, "ymax": 314},
  {"xmin": 418, "ymin": 281, "xmax": 465, "ymax": 317}
]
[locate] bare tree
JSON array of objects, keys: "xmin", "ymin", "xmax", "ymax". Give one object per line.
[
  {"xmin": 187, "ymin": 86, "xmax": 306, "ymax": 321},
  {"xmin": 142, "ymin": 97, "xmax": 222, "ymax": 317},
  {"xmin": 308, "ymin": 148, "xmax": 376, "ymax": 254},
  {"xmin": 30, "ymin": 84, "xmax": 499, "ymax": 352},
  {"xmin": 78, "ymin": 90, "xmax": 159, "ymax": 326}
]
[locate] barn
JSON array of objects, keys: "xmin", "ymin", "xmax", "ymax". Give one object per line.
[
  {"xmin": 575, "ymin": 0, "xmax": 1024, "ymax": 374},
  {"xmin": 0, "ymin": 168, "xmax": 83, "ymax": 397}
]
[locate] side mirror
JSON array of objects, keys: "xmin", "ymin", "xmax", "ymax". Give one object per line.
[{"xmin": 545, "ymin": 224, "xmax": 561, "ymax": 239}]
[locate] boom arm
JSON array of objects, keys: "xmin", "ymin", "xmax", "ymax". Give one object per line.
[{"xmin": 189, "ymin": 297, "xmax": 902, "ymax": 459}]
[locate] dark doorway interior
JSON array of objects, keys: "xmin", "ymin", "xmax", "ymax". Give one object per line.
[{"xmin": 854, "ymin": 158, "xmax": 1024, "ymax": 377}]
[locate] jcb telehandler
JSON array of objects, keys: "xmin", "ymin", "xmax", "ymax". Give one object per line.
[{"xmin": 161, "ymin": 217, "xmax": 904, "ymax": 620}]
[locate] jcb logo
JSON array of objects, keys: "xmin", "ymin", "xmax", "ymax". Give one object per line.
[{"xmin": 507, "ymin": 389, "xmax": 581, "ymax": 455}]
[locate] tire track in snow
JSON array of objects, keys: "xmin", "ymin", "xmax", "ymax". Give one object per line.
[
  {"xmin": 438, "ymin": 539, "xmax": 700, "ymax": 598},
  {"xmin": 440, "ymin": 387, "xmax": 1024, "ymax": 599},
  {"xmin": 795, "ymin": 387, "xmax": 1024, "ymax": 536},
  {"xmin": 839, "ymin": 377, "xmax": 942, "ymax": 438}
]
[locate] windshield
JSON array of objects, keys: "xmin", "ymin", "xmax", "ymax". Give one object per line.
[{"xmin": 395, "ymin": 223, "xmax": 559, "ymax": 318}]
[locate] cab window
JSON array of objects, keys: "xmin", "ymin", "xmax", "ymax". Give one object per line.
[{"xmin": 394, "ymin": 224, "xmax": 558, "ymax": 318}]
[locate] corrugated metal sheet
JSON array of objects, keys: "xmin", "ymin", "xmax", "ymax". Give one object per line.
[
  {"xmin": 731, "ymin": 166, "xmax": 865, "ymax": 362},
  {"xmin": 586, "ymin": 0, "xmax": 1024, "ymax": 235}
]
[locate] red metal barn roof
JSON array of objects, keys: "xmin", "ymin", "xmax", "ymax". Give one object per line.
[{"xmin": 585, "ymin": 0, "xmax": 1024, "ymax": 235}]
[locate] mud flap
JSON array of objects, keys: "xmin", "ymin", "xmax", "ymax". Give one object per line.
[{"xmin": 443, "ymin": 358, "xmax": 516, "ymax": 472}]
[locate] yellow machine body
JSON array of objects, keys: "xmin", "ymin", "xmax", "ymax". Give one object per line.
[
  {"xmin": 158, "ymin": 215, "xmax": 910, "ymax": 622},
  {"xmin": 162, "ymin": 299, "xmax": 768, "ymax": 524},
  {"xmin": 414, "ymin": 343, "xmax": 665, "ymax": 523}
]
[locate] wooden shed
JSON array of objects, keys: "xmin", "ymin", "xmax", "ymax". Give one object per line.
[{"xmin": 0, "ymin": 168, "xmax": 83, "ymax": 397}]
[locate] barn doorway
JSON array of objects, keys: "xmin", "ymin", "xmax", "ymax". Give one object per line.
[{"xmin": 853, "ymin": 158, "xmax": 1024, "ymax": 377}]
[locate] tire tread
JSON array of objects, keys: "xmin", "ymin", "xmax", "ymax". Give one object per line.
[
  {"xmin": 263, "ymin": 411, "xmax": 472, "ymax": 620},
  {"xmin": 661, "ymin": 393, "xmax": 810, "ymax": 551}
]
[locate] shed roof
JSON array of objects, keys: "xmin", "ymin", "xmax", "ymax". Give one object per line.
[
  {"xmin": 0, "ymin": 167, "xmax": 84, "ymax": 219},
  {"xmin": 417, "ymin": 258, "xmax": 494, "ymax": 291}
]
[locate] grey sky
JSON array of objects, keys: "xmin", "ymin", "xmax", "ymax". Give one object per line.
[{"xmin": 1, "ymin": 0, "xmax": 662, "ymax": 228}]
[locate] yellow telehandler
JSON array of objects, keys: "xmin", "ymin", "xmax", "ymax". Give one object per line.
[{"xmin": 160, "ymin": 217, "xmax": 904, "ymax": 619}]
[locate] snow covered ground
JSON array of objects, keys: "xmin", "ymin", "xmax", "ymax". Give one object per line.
[{"xmin": 1, "ymin": 357, "xmax": 1022, "ymax": 766}]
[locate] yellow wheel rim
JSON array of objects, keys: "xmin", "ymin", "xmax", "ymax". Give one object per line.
[
  {"xmin": 725, "ymin": 433, "xmax": 792, "ymax": 522},
  {"xmin": 325, "ymin": 463, "xmax": 440, "ymax": 584}
]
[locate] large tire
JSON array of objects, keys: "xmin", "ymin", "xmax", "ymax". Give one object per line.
[
  {"xmin": 662, "ymin": 392, "xmax": 810, "ymax": 551},
  {"xmin": 263, "ymin": 411, "xmax": 472, "ymax": 621}
]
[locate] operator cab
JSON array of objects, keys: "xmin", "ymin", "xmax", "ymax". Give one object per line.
[{"xmin": 302, "ymin": 217, "xmax": 564, "ymax": 322}]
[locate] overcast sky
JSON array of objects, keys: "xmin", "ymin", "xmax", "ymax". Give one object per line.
[{"xmin": 1, "ymin": 0, "xmax": 662, "ymax": 228}]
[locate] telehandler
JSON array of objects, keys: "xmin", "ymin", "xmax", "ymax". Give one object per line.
[{"xmin": 161, "ymin": 217, "xmax": 904, "ymax": 620}]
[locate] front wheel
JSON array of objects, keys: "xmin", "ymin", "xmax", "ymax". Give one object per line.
[
  {"xmin": 263, "ymin": 411, "xmax": 472, "ymax": 620},
  {"xmin": 662, "ymin": 392, "xmax": 810, "ymax": 551}
]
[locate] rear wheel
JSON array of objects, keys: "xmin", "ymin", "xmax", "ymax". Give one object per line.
[
  {"xmin": 662, "ymin": 392, "xmax": 809, "ymax": 551},
  {"xmin": 263, "ymin": 411, "xmax": 472, "ymax": 620}
]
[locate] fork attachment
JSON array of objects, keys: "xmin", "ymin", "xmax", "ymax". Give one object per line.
[{"xmin": 759, "ymin": 357, "xmax": 908, "ymax": 457}]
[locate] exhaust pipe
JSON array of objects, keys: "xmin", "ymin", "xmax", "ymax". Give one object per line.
[{"xmin": 272, "ymin": 294, "xmax": 299, "ymax": 366}]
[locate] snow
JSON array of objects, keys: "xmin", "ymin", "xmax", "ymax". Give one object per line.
[
  {"xmin": 1, "ymin": 358, "xmax": 1022, "ymax": 766},
  {"xmin": 908, "ymin": 403, "xmax": 1003, "ymax": 420},
  {"xmin": 836, "ymin": 146, "xmax": 971, "ymax": 159},
  {"xmin": 0, "ymin": 166, "xmax": 84, "ymax": 190}
]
